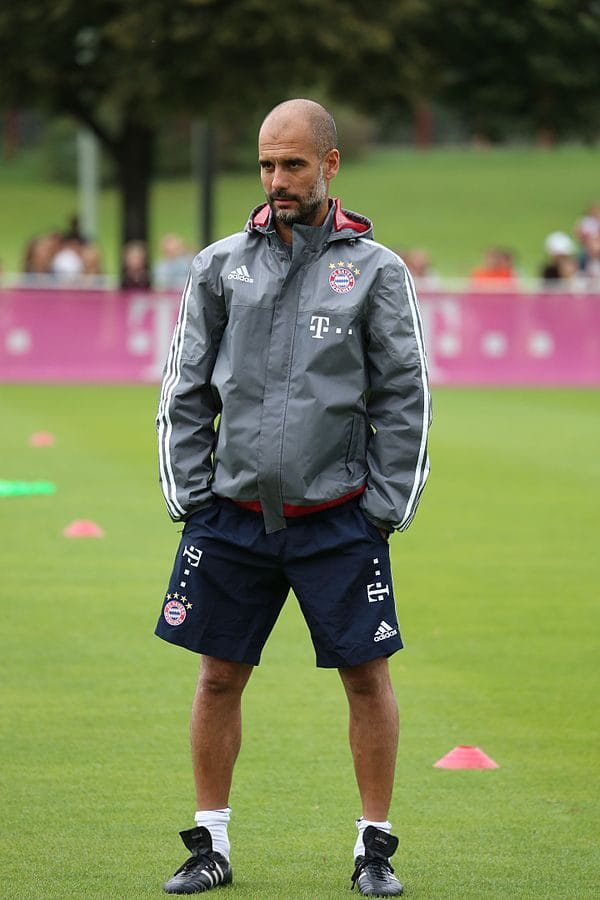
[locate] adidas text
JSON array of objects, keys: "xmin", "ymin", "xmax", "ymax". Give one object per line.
[
  {"xmin": 374, "ymin": 620, "xmax": 398, "ymax": 642},
  {"xmin": 227, "ymin": 265, "xmax": 254, "ymax": 283}
]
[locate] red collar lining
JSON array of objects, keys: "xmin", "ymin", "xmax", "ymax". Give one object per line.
[
  {"xmin": 332, "ymin": 197, "xmax": 370, "ymax": 234},
  {"xmin": 252, "ymin": 204, "xmax": 271, "ymax": 228},
  {"xmin": 251, "ymin": 198, "xmax": 369, "ymax": 234}
]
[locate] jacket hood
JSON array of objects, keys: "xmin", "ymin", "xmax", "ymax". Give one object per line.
[{"xmin": 246, "ymin": 197, "xmax": 373, "ymax": 241}]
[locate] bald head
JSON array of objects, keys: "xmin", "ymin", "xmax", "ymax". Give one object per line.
[{"xmin": 260, "ymin": 99, "xmax": 338, "ymax": 160}]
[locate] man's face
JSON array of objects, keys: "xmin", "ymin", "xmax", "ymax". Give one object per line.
[{"xmin": 258, "ymin": 119, "xmax": 339, "ymax": 230}]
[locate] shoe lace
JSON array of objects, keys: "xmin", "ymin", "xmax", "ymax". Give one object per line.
[
  {"xmin": 351, "ymin": 856, "xmax": 394, "ymax": 890},
  {"xmin": 173, "ymin": 850, "xmax": 216, "ymax": 877}
]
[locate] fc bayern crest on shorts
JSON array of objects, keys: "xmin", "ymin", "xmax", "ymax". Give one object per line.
[
  {"xmin": 164, "ymin": 599, "xmax": 187, "ymax": 626},
  {"xmin": 328, "ymin": 260, "xmax": 360, "ymax": 294}
]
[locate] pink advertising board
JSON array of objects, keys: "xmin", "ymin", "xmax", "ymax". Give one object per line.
[
  {"xmin": 0, "ymin": 289, "xmax": 177, "ymax": 383},
  {"xmin": 419, "ymin": 289, "xmax": 600, "ymax": 385},
  {"xmin": 1, "ymin": 287, "xmax": 599, "ymax": 385}
]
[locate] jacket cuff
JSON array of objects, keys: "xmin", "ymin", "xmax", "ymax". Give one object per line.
[
  {"xmin": 181, "ymin": 498, "xmax": 216, "ymax": 520},
  {"xmin": 362, "ymin": 510, "xmax": 395, "ymax": 535}
]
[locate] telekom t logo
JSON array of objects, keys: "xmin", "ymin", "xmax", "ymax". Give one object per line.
[
  {"xmin": 310, "ymin": 315, "xmax": 330, "ymax": 339},
  {"xmin": 367, "ymin": 583, "xmax": 390, "ymax": 603},
  {"xmin": 182, "ymin": 545, "xmax": 203, "ymax": 567}
]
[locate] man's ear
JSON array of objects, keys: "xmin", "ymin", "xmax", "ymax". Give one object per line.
[{"xmin": 324, "ymin": 148, "xmax": 340, "ymax": 182}]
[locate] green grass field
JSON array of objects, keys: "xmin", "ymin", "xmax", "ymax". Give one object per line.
[
  {"xmin": 1, "ymin": 384, "xmax": 599, "ymax": 898},
  {"xmin": 1, "ymin": 145, "xmax": 598, "ymax": 277}
]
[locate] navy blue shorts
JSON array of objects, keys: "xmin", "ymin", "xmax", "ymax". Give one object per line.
[{"xmin": 155, "ymin": 497, "xmax": 403, "ymax": 668}]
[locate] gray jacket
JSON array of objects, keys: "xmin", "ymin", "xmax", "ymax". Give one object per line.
[{"xmin": 157, "ymin": 199, "xmax": 431, "ymax": 534}]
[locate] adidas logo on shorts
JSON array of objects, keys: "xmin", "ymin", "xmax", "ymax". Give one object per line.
[{"xmin": 373, "ymin": 620, "xmax": 398, "ymax": 642}]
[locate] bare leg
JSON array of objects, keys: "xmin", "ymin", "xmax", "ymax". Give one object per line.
[
  {"xmin": 338, "ymin": 657, "xmax": 399, "ymax": 821},
  {"xmin": 191, "ymin": 655, "xmax": 253, "ymax": 809}
]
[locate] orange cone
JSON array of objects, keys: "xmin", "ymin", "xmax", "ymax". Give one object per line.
[
  {"xmin": 434, "ymin": 745, "xmax": 499, "ymax": 769},
  {"xmin": 63, "ymin": 520, "xmax": 105, "ymax": 538},
  {"xmin": 29, "ymin": 431, "xmax": 56, "ymax": 447}
]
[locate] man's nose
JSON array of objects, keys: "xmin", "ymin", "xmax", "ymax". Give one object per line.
[{"xmin": 271, "ymin": 165, "xmax": 289, "ymax": 192}]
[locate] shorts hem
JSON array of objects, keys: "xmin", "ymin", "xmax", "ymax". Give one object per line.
[
  {"xmin": 316, "ymin": 641, "xmax": 403, "ymax": 669},
  {"xmin": 154, "ymin": 629, "xmax": 262, "ymax": 665}
]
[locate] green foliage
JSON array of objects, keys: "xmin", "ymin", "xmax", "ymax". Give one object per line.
[
  {"xmin": 1, "ymin": 0, "xmax": 598, "ymax": 251},
  {"xmin": 425, "ymin": 0, "xmax": 600, "ymax": 140},
  {"xmin": 0, "ymin": 0, "xmax": 405, "ymax": 247},
  {"xmin": 0, "ymin": 1, "xmax": 397, "ymax": 138},
  {"xmin": 1, "ymin": 384, "xmax": 599, "ymax": 897}
]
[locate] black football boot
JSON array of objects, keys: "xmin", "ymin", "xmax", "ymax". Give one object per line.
[
  {"xmin": 163, "ymin": 826, "xmax": 232, "ymax": 894},
  {"xmin": 351, "ymin": 825, "xmax": 404, "ymax": 896}
]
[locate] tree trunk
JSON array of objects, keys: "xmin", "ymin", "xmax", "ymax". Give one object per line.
[
  {"xmin": 413, "ymin": 99, "xmax": 433, "ymax": 150},
  {"xmin": 535, "ymin": 128, "xmax": 556, "ymax": 148},
  {"xmin": 115, "ymin": 121, "xmax": 155, "ymax": 286},
  {"xmin": 4, "ymin": 109, "xmax": 19, "ymax": 159}
]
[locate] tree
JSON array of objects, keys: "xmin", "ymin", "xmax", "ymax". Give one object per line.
[
  {"xmin": 2, "ymin": 0, "xmax": 598, "ymax": 282},
  {"xmin": 422, "ymin": 0, "xmax": 600, "ymax": 143},
  {"xmin": 0, "ymin": 0, "xmax": 408, "ymax": 279},
  {"xmin": 328, "ymin": 0, "xmax": 600, "ymax": 145}
]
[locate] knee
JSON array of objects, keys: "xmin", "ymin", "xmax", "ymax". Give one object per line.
[
  {"xmin": 340, "ymin": 658, "xmax": 393, "ymax": 698},
  {"xmin": 197, "ymin": 657, "xmax": 252, "ymax": 697}
]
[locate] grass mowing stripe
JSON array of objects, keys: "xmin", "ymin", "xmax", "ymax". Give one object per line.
[{"xmin": 1, "ymin": 385, "xmax": 598, "ymax": 897}]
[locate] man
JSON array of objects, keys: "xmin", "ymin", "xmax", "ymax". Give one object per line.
[{"xmin": 156, "ymin": 98, "xmax": 431, "ymax": 896}]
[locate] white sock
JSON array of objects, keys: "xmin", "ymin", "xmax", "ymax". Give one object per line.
[
  {"xmin": 194, "ymin": 807, "xmax": 231, "ymax": 860},
  {"xmin": 354, "ymin": 817, "xmax": 392, "ymax": 859}
]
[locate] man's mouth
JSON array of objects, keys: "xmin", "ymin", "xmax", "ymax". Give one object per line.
[{"xmin": 271, "ymin": 194, "xmax": 298, "ymax": 204}]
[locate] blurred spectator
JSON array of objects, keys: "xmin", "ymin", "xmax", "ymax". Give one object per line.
[
  {"xmin": 81, "ymin": 242, "xmax": 103, "ymax": 278},
  {"xmin": 578, "ymin": 232, "xmax": 600, "ymax": 288},
  {"xmin": 153, "ymin": 233, "xmax": 194, "ymax": 290},
  {"xmin": 21, "ymin": 215, "xmax": 97, "ymax": 284},
  {"xmin": 23, "ymin": 232, "xmax": 62, "ymax": 275},
  {"xmin": 51, "ymin": 235, "xmax": 85, "ymax": 281},
  {"xmin": 470, "ymin": 247, "xmax": 518, "ymax": 288},
  {"xmin": 402, "ymin": 248, "xmax": 440, "ymax": 289},
  {"xmin": 121, "ymin": 240, "xmax": 151, "ymax": 289},
  {"xmin": 540, "ymin": 232, "xmax": 579, "ymax": 286},
  {"xmin": 574, "ymin": 204, "xmax": 600, "ymax": 245}
]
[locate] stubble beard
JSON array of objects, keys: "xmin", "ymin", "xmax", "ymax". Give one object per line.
[{"xmin": 269, "ymin": 166, "xmax": 328, "ymax": 227}]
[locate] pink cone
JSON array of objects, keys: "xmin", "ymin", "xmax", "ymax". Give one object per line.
[
  {"xmin": 434, "ymin": 745, "xmax": 499, "ymax": 769},
  {"xmin": 29, "ymin": 431, "xmax": 56, "ymax": 447},
  {"xmin": 63, "ymin": 519, "xmax": 105, "ymax": 538}
]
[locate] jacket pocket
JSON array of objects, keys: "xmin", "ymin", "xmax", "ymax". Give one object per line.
[{"xmin": 345, "ymin": 414, "xmax": 365, "ymax": 476}]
